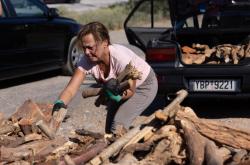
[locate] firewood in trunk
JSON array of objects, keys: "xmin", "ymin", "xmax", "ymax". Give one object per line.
[
  {"xmin": 182, "ymin": 53, "xmax": 194, "ymax": 64},
  {"xmin": 231, "ymin": 45, "xmax": 241, "ymax": 64},
  {"xmin": 182, "ymin": 46, "xmax": 196, "ymax": 54},
  {"xmin": 245, "ymin": 42, "xmax": 250, "ymax": 57},
  {"xmin": 204, "ymin": 46, "xmax": 216, "ymax": 58}
]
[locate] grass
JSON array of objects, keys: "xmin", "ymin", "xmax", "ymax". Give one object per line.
[
  {"xmin": 57, "ymin": 4, "xmax": 130, "ymax": 30},
  {"xmin": 56, "ymin": 2, "xmax": 169, "ymax": 30}
]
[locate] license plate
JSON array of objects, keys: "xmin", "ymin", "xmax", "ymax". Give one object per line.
[{"xmin": 190, "ymin": 79, "xmax": 238, "ymax": 92}]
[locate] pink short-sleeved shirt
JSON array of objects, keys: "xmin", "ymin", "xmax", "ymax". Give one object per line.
[{"xmin": 77, "ymin": 44, "xmax": 151, "ymax": 87}]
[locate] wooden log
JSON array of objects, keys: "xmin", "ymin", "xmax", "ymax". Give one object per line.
[
  {"xmin": 49, "ymin": 107, "xmax": 67, "ymax": 132},
  {"xmin": 204, "ymin": 137, "xmax": 224, "ymax": 165},
  {"xmin": 1, "ymin": 133, "xmax": 42, "ymax": 148},
  {"xmin": 177, "ymin": 110, "xmax": 250, "ymax": 150},
  {"xmin": 180, "ymin": 119, "xmax": 205, "ymax": 165},
  {"xmin": 10, "ymin": 99, "xmax": 50, "ymax": 123},
  {"xmin": 59, "ymin": 141, "xmax": 107, "ymax": 165},
  {"xmin": 1, "ymin": 137, "xmax": 66, "ymax": 163}
]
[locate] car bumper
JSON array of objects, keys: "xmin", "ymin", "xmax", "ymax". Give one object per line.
[{"xmin": 154, "ymin": 65, "xmax": 250, "ymax": 98}]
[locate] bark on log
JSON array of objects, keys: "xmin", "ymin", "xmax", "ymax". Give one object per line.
[{"xmin": 177, "ymin": 110, "xmax": 250, "ymax": 150}]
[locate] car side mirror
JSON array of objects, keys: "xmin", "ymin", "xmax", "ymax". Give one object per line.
[{"xmin": 48, "ymin": 8, "xmax": 59, "ymax": 18}]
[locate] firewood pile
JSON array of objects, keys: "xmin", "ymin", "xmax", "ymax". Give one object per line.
[
  {"xmin": 181, "ymin": 42, "xmax": 250, "ymax": 65},
  {"xmin": 0, "ymin": 100, "xmax": 107, "ymax": 164},
  {"xmin": 1, "ymin": 90, "xmax": 250, "ymax": 165}
]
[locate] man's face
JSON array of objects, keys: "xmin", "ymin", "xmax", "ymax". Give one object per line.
[{"xmin": 81, "ymin": 33, "xmax": 104, "ymax": 63}]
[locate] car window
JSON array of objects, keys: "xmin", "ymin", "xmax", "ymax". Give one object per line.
[
  {"xmin": 126, "ymin": 0, "xmax": 171, "ymax": 28},
  {"xmin": 9, "ymin": 0, "xmax": 44, "ymax": 17},
  {"xmin": 0, "ymin": 0, "xmax": 5, "ymax": 18}
]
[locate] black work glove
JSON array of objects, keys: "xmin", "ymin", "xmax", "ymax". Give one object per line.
[
  {"xmin": 104, "ymin": 78, "xmax": 121, "ymax": 96},
  {"xmin": 52, "ymin": 100, "xmax": 67, "ymax": 115}
]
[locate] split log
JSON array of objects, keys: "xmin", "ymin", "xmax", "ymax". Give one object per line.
[{"xmin": 10, "ymin": 99, "xmax": 50, "ymax": 123}]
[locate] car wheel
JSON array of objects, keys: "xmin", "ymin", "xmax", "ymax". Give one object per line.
[{"xmin": 62, "ymin": 37, "xmax": 82, "ymax": 75}]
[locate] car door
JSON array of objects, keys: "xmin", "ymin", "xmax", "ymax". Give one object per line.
[
  {"xmin": 0, "ymin": 0, "xmax": 27, "ymax": 71},
  {"xmin": 9, "ymin": 0, "xmax": 67, "ymax": 67},
  {"xmin": 124, "ymin": 0, "xmax": 172, "ymax": 52}
]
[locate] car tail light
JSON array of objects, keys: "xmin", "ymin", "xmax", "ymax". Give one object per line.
[{"xmin": 146, "ymin": 47, "xmax": 176, "ymax": 62}]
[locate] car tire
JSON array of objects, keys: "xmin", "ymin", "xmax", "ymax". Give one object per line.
[{"xmin": 62, "ymin": 37, "xmax": 83, "ymax": 75}]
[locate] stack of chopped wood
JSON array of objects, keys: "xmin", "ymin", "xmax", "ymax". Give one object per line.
[
  {"xmin": 0, "ymin": 100, "xmax": 106, "ymax": 164},
  {"xmin": 181, "ymin": 42, "xmax": 250, "ymax": 64},
  {"xmin": 87, "ymin": 90, "xmax": 250, "ymax": 165},
  {"xmin": 1, "ymin": 90, "xmax": 250, "ymax": 165}
]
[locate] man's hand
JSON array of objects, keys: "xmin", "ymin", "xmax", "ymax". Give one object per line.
[{"xmin": 52, "ymin": 100, "xmax": 67, "ymax": 115}]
